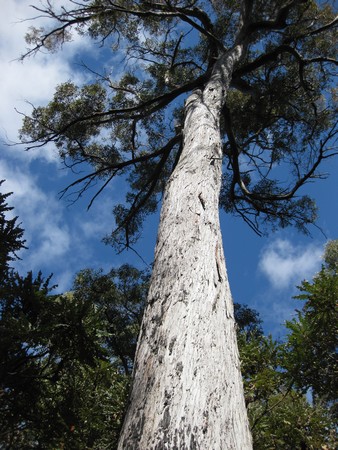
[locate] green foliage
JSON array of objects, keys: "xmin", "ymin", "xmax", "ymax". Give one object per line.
[
  {"xmin": 0, "ymin": 265, "xmax": 142, "ymax": 447},
  {"xmin": 236, "ymin": 241, "xmax": 338, "ymax": 448},
  {"xmin": 238, "ymin": 332, "xmax": 284, "ymax": 404},
  {"xmin": 324, "ymin": 239, "xmax": 338, "ymax": 271},
  {"xmin": 20, "ymin": 82, "xmax": 108, "ymax": 160},
  {"xmin": 234, "ymin": 303, "xmax": 263, "ymax": 337},
  {"xmin": 0, "ymin": 184, "xmax": 149, "ymax": 448},
  {"xmin": 0, "ymin": 269, "xmax": 126, "ymax": 448},
  {"xmin": 0, "ymin": 263, "xmax": 148, "ymax": 448},
  {"xmin": 250, "ymin": 392, "xmax": 336, "ymax": 450},
  {"xmin": 284, "ymin": 264, "xmax": 337, "ymax": 405},
  {"xmin": 0, "ymin": 180, "xmax": 26, "ymax": 277},
  {"xmin": 237, "ymin": 318, "xmax": 337, "ymax": 449},
  {"xmin": 72, "ymin": 265, "xmax": 149, "ymax": 374}
]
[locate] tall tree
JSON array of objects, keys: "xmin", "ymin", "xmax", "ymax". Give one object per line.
[{"xmin": 20, "ymin": 1, "xmax": 337, "ymax": 448}]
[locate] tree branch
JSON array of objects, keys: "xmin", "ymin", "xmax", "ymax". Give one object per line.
[
  {"xmin": 246, "ymin": 0, "xmax": 308, "ymax": 34},
  {"xmin": 232, "ymin": 44, "xmax": 337, "ymax": 95},
  {"xmin": 60, "ymin": 134, "xmax": 182, "ymax": 209},
  {"xmin": 223, "ymin": 98, "xmax": 338, "ymax": 207},
  {"xmin": 21, "ymin": 72, "xmax": 209, "ymax": 150},
  {"xmin": 110, "ymin": 134, "xmax": 181, "ymax": 248}
]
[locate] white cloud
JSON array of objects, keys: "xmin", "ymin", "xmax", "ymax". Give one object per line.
[
  {"xmin": 0, "ymin": 160, "xmax": 71, "ymax": 267},
  {"xmin": 0, "ymin": 157, "xmax": 120, "ymax": 292},
  {"xmin": 258, "ymin": 238, "xmax": 323, "ymax": 289},
  {"xmin": 0, "ymin": 0, "xmax": 91, "ymax": 162}
]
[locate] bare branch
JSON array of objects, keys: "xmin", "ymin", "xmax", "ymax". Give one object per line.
[{"xmin": 109, "ymin": 134, "xmax": 181, "ymax": 247}]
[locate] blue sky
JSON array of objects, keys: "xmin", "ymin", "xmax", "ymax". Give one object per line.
[{"xmin": 1, "ymin": 0, "xmax": 337, "ymax": 337}]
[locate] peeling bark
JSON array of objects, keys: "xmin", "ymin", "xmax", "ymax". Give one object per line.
[{"xmin": 118, "ymin": 46, "xmax": 252, "ymax": 449}]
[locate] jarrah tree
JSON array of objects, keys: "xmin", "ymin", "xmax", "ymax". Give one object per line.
[{"xmin": 20, "ymin": 1, "xmax": 337, "ymax": 448}]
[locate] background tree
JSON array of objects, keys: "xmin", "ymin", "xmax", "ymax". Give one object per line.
[
  {"xmin": 0, "ymin": 180, "xmax": 25, "ymax": 280},
  {"xmin": 0, "ymin": 265, "xmax": 147, "ymax": 448},
  {"xmin": 0, "ymin": 182, "xmax": 148, "ymax": 448},
  {"xmin": 323, "ymin": 239, "xmax": 338, "ymax": 272},
  {"xmin": 19, "ymin": 1, "xmax": 338, "ymax": 448},
  {"xmin": 237, "ymin": 317, "xmax": 336, "ymax": 449},
  {"xmin": 234, "ymin": 303, "xmax": 263, "ymax": 338},
  {"xmin": 237, "ymin": 240, "xmax": 337, "ymax": 449},
  {"xmin": 283, "ymin": 239, "xmax": 337, "ymax": 411},
  {"xmin": 73, "ymin": 265, "xmax": 149, "ymax": 376}
]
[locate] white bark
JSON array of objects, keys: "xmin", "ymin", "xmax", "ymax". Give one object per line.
[{"xmin": 118, "ymin": 46, "xmax": 252, "ymax": 449}]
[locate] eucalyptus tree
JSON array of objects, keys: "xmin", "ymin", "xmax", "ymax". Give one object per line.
[{"xmin": 20, "ymin": 0, "xmax": 337, "ymax": 448}]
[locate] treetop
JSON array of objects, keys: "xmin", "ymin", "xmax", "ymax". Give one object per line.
[{"xmin": 19, "ymin": 0, "xmax": 338, "ymax": 248}]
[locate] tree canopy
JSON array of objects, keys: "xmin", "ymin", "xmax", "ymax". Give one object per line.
[{"xmin": 19, "ymin": 0, "xmax": 338, "ymax": 248}]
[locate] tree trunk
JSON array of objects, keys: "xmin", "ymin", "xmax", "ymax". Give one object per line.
[{"xmin": 118, "ymin": 46, "xmax": 252, "ymax": 449}]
